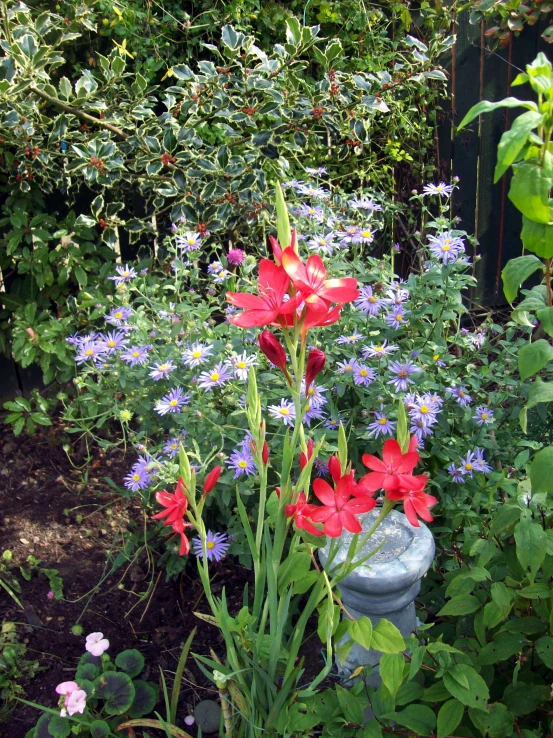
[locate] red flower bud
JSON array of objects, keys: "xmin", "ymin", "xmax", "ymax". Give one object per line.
[
  {"xmin": 300, "ymin": 439, "xmax": 314, "ymax": 471},
  {"xmin": 203, "ymin": 465, "xmax": 221, "ymax": 496},
  {"xmin": 305, "ymin": 349, "xmax": 326, "ymax": 390},
  {"xmin": 262, "ymin": 440, "xmax": 269, "ymax": 465},
  {"xmin": 259, "ymin": 330, "xmax": 288, "ymax": 371},
  {"xmin": 328, "ymin": 455, "xmax": 341, "ymax": 483},
  {"xmin": 275, "ymin": 487, "xmax": 281, "ymax": 499}
]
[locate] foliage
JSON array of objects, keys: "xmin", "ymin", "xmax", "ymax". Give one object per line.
[
  {"xmin": 0, "ymin": 622, "xmax": 39, "ymax": 723},
  {"xmin": 0, "ymin": 548, "xmax": 63, "ymax": 606},
  {"xmin": 0, "ymin": 0, "xmax": 451, "ymax": 388},
  {"xmin": 461, "ymin": 0, "xmax": 553, "ymax": 48}
]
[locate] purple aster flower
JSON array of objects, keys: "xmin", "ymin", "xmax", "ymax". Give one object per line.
[
  {"xmin": 459, "ymin": 450, "xmax": 477, "ymax": 478},
  {"xmin": 337, "ymin": 329, "xmax": 364, "ymax": 345},
  {"xmin": 198, "ymin": 362, "xmax": 233, "ymax": 390},
  {"xmin": 231, "ymin": 351, "xmax": 257, "ymax": 381},
  {"xmin": 405, "ymin": 393, "xmax": 441, "ymax": 425},
  {"xmin": 473, "ymin": 406, "xmax": 494, "ymax": 426},
  {"xmin": 385, "ymin": 306, "xmax": 410, "ymax": 330},
  {"xmin": 159, "ymin": 304, "xmax": 177, "ymax": 319},
  {"xmin": 447, "ymin": 385, "xmax": 472, "ymax": 407},
  {"xmin": 323, "ymin": 414, "xmax": 344, "ymax": 430},
  {"xmin": 307, "ymin": 233, "xmax": 336, "ymax": 256},
  {"xmin": 387, "ymin": 360, "xmax": 417, "ymax": 392},
  {"xmin": 301, "ymin": 381, "xmax": 328, "ymax": 408},
  {"xmin": 393, "ymin": 242, "xmax": 401, "ymax": 252},
  {"xmin": 357, "ymin": 227, "xmax": 375, "ymax": 245},
  {"xmin": 304, "ymin": 402, "xmax": 327, "ymax": 426},
  {"xmin": 208, "ymin": 261, "xmax": 224, "ymax": 276},
  {"xmin": 120, "ymin": 345, "xmax": 150, "ymax": 366},
  {"xmin": 349, "ymin": 195, "xmax": 383, "ymax": 211},
  {"xmin": 192, "ymin": 531, "xmax": 230, "ymax": 562},
  {"xmin": 427, "ymin": 231, "xmax": 465, "ymax": 264},
  {"xmin": 305, "ymin": 166, "xmax": 328, "ymax": 176},
  {"xmin": 105, "ymin": 307, "xmax": 132, "ymax": 326},
  {"xmin": 163, "ymin": 437, "xmax": 181, "ymax": 458},
  {"xmin": 75, "ymin": 340, "xmax": 106, "ymax": 364},
  {"xmin": 470, "ymin": 333, "xmax": 486, "ymax": 348},
  {"xmin": 100, "ymin": 330, "xmax": 128, "ymax": 353},
  {"xmin": 339, "ymin": 225, "xmax": 361, "ymax": 246},
  {"xmin": 367, "ymin": 410, "xmax": 396, "ymax": 439},
  {"xmin": 282, "ymin": 178, "xmax": 305, "ymax": 188},
  {"xmin": 183, "ymin": 343, "xmax": 213, "ymax": 368},
  {"xmin": 355, "ymin": 286, "xmax": 385, "ymax": 317},
  {"xmin": 227, "ymin": 448, "xmax": 256, "ymax": 478},
  {"xmin": 432, "ymin": 353, "xmax": 447, "ymax": 368},
  {"xmin": 154, "ymin": 388, "xmax": 191, "ymax": 415},
  {"xmin": 296, "ymin": 203, "xmax": 325, "ymax": 221},
  {"xmin": 410, "ymin": 419, "xmax": 435, "ymax": 442},
  {"xmin": 447, "ymin": 463, "xmax": 465, "ymax": 483},
  {"xmin": 314, "ymin": 458, "xmax": 329, "ymax": 476},
  {"xmin": 297, "ymin": 184, "xmax": 330, "ymax": 199},
  {"xmin": 124, "ymin": 465, "xmax": 151, "ymax": 492},
  {"xmin": 268, "ymin": 399, "xmax": 296, "ymax": 426},
  {"xmin": 211, "ymin": 267, "xmax": 231, "ymax": 284},
  {"xmin": 460, "ymin": 328, "xmax": 469, "ymax": 336},
  {"xmin": 149, "ymin": 361, "xmax": 176, "ymax": 381},
  {"xmin": 176, "ymin": 231, "xmax": 202, "ymax": 252},
  {"xmin": 108, "ymin": 264, "xmax": 137, "ymax": 284},
  {"xmin": 362, "ymin": 340, "xmax": 398, "ymax": 360},
  {"xmin": 353, "ymin": 364, "xmax": 376, "ymax": 386},
  {"xmin": 473, "ymin": 448, "xmax": 493, "ymax": 473},
  {"xmin": 422, "ymin": 182, "xmax": 454, "ymax": 197},
  {"xmin": 227, "ymin": 248, "xmax": 246, "ymax": 266},
  {"xmin": 336, "ymin": 358, "xmax": 359, "ymax": 375}
]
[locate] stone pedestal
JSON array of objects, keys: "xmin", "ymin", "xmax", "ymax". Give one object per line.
[{"xmin": 319, "ymin": 508, "xmax": 435, "ymax": 684}]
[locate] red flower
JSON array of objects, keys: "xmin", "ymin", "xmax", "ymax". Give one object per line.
[
  {"xmin": 281, "ymin": 248, "xmax": 358, "ymax": 328},
  {"xmin": 386, "ymin": 478, "xmax": 436, "ymax": 528},
  {"xmin": 226, "ymin": 260, "xmax": 301, "ymax": 328},
  {"xmin": 285, "ymin": 492, "xmax": 323, "ymax": 537},
  {"xmin": 152, "ymin": 478, "xmax": 187, "ymax": 524},
  {"xmin": 203, "ymin": 466, "xmax": 221, "ymax": 496},
  {"xmin": 262, "ymin": 440, "xmax": 269, "ymax": 466},
  {"xmin": 259, "ymin": 330, "xmax": 288, "ymax": 371},
  {"xmin": 310, "ymin": 474, "xmax": 376, "ymax": 537},
  {"xmin": 171, "ymin": 517, "xmax": 194, "ymax": 555},
  {"xmin": 269, "ymin": 228, "xmax": 297, "ymax": 266},
  {"xmin": 305, "ymin": 349, "xmax": 326, "ymax": 389},
  {"xmin": 360, "ymin": 439, "xmax": 420, "ymax": 493},
  {"xmin": 300, "ymin": 439, "xmax": 314, "ymax": 471},
  {"xmin": 328, "ymin": 455, "xmax": 342, "ymax": 482}
]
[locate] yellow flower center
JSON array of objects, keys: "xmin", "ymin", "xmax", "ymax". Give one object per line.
[
  {"xmin": 159, "ymin": 364, "xmax": 168, "ymax": 371},
  {"xmin": 108, "ymin": 341, "xmax": 116, "ymax": 348},
  {"xmin": 459, "ymin": 391, "xmax": 465, "ymax": 398},
  {"xmin": 169, "ymin": 399, "xmax": 178, "ymax": 406},
  {"xmin": 481, "ymin": 412, "xmax": 488, "ymax": 420},
  {"xmin": 379, "ymin": 417, "xmax": 387, "ymax": 425},
  {"xmin": 85, "ymin": 349, "xmax": 94, "ymax": 355},
  {"xmin": 238, "ymin": 460, "xmax": 248, "ymax": 468},
  {"xmin": 433, "ymin": 354, "xmax": 440, "ymax": 361},
  {"xmin": 219, "ymin": 271, "xmax": 226, "ymax": 277},
  {"xmin": 465, "ymin": 463, "xmax": 473, "ymax": 471},
  {"xmin": 171, "ymin": 444, "xmax": 177, "ymax": 449},
  {"xmin": 122, "ymin": 271, "xmax": 129, "ymax": 277},
  {"xmin": 369, "ymin": 296, "xmax": 376, "ymax": 303},
  {"xmin": 375, "ymin": 345, "xmax": 383, "ymax": 352},
  {"xmin": 132, "ymin": 351, "xmax": 140, "ymax": 357},
  {"xmin": 420, "ymin": 405, "xmax": 429, "ymax": 414},
  {"xmin": 114, "ymin": 312, "xmax": 122, "ymax": 319},
  {"xmin": 237, "ymin": 361, "xmax": 246, "ymax": 369},
  {"xmin": 395, "ymin": 314, "xmax": 403, "ymax": 321},
  {"xmin": 280, "ymin": 408, "xmax": 289, "ymax": 415},
  {"xmin": 361, "ymin": 230, "xmax": 372, "ymax": 238},
  {"xmin": 193, "ymin": 350, "xmax": 202, "ymax": 358},
  {"xmin": 210, "ymin": 372, "xmax": 220, "ymax": 381},
  {"xmin": 188, "ymin": 238, "xmax": 196, "ymax": 245},
  {"xmin": 132, "ymin": 474, "xmax": 140, "ymax": 482},
  {"xmin": 398, "ymin": 370, "xmax": 407, "ymax": 378},
  {"xmin": 344, "ymin": 364, "xmax": 352, "ymax": 372},
  {"xmin": 442, "ymin": 244, "xmax": 451, "ymax": 251},
  {"xmin": 207, "ymin": 541, "xmax": 215, "ymax": 549},
  {"xmin": 360, "ymin": 369, "xmax": 368, "ymax": 377}
]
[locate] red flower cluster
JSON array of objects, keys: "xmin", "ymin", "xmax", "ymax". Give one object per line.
[
  {"xmin": 153, "ymin": 467, "xmax": 221, "ymax": 555},
  {"xmin": 226, "ymin": 230, "xmax": 359, "ymax": 332},
  {"xmin": 286, "ymin": 440, "xmax": 437, "ymax": 537}
]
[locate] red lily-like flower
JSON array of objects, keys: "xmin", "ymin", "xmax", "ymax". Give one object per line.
[
  {"xmin": 300, "ymin": 439, "xmax": 314, "ymax": 471},
  {"xmin": 171, "ymin": 517, "xmax": 194, "ymax": 555},
  {"xmin": 310, "ymin": 474, "xmax": 376, "ymax": 537},
  {"xmin": 285, "ymin": 492, "xmax": 323, "ymax": 537},
  {"xmin": 226, "ymin": 259, "xmax": 301, "ymax": 328},
  {"xmin": 386, "ymin": 478, "xmax": 436, "ymax": 528},
  {"xmin": 269, "ymin": 228, "xmax": 297, "ymax": 266},
  {"xmin": 281, "ymin": 248, "xmax": 359, "ymax": 328},
  {"xmin": 360, "ymin": 439, "xmax": 420, "ymax": 493},
  {"xmin": 203, "ymin": 465, "xmax": 222, "ymax": 496},
  {"xmin": 152, "ymin": 478, "xmax": 187, "ymax": 524}
]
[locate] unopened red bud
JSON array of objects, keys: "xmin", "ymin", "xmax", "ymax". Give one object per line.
[
  {"xmin": 300, "ymin": 439, "xmax": 314, "ymax": 471},
  {"xmin": 262, "ymin": 441, "xmax": 269, "ymax": 465},
  {"xmin": 275, "ymin": 487, "xmax": 281, "ymax": 499},
  {"xmin": 328, "ymin": 455, "xmax": 341, "ymax": 482},
  {"xmin": 259, "ymin": 330, "xmax": 287, "ymax": 371},
  {"xmin": 203, "ymin": 465, "xmax": 221, "ymax": 496},
  {"xmin": 305, "ymin": 349, "xmax": 326, "ymax": 390}
]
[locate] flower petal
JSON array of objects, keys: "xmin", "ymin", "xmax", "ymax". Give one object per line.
[{"xmin": 313, "ymin": 478, "xmax": 336, "ymax": 507}]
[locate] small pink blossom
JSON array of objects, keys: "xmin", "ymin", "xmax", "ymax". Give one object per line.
[
  {"xmin": 85, "ymin": 632, "xmax": 110, "ymax": 656},
  {"xmin": 184, "ymin": 716, "xmax": 195, "ymax": 726},
  {"xmin": 227, "ymin": 248, "xmax": 246, "ymax": 266},
  {"xmin": 56, "ymin": 681, "xmax": 78, "ymax": 696},
  {"xmin": 65, "ymin": 688, "xmax": 87, "ymax": 716},
  {"xmin": 47, "ymin": 590, "xmax": 54, "ymax": 600}
]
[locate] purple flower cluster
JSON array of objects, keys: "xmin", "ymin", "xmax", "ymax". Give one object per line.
[
  {"xmin": 154, "ymin": 388, "xmax": 191, "ymax": 415},
  {"xmin": 387, "ymin": 360, "xmax": 417, "ymax": 392},
  {"xmin": 404, "ymin": 393, "xmax": 443, "ymax": 442},
  {"xmin": 192, "ymin": 531, "xmax": 230, "ymax": 562},
  {"xmin": 448, "ymin": 448, "xmax": 493, "ymax": 483},
  {"xmin": 447, "ymin": 385, "xmax": 473, "ymax": 407},
  {"xmin": 124, "ymin": 455, "xmax": 157, "ymax": 492},
  {"xmin": 427, "ymin": 231, "xmax": 465, "ymax": 264},
  {"xmin": 367, "ymin": 407, "xmax": 396, "ymax": 439},
  {"xmin": 198, "ymin": 362, "xmax": 233, "ymax": 390},
  {"xmin": 227, "ymin": 433, "xmax": 257, "ymax": 478}
]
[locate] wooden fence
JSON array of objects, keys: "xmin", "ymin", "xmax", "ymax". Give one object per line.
[{"xmin": 1, "ymin": 15, "xmax": 552, "ymax": 398}]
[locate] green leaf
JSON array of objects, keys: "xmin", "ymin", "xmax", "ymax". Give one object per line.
[
  {"xmin": 275, "ymin": 181, "xmax": 291, "ymax": 249},
  {"xmin": 494, "ymin": 111, "xmax": 543, "ymax": 182},
  {"xmin": 437, "ymin": 699, "xmax": 464, "ymax": 738},
  {"xmin": 501, "ymin": 255, "xmax": 543, "ymax": 304},
  {"xmin": 530, "ymin": 445, "xmax": 553, "ymax": 495},
  {"xmin": 514, "ymin": 509, "xmax": 546, "ymax": 580},
  {"xmin": 521, "ymin": 217, "xmax": 553, "ymax": 258},
  {"xmin": 94, "ymin": 672, "xmax": 135, "ymax": 715},
  {"xmin": 89, "ymin": 721, "xmax": 111, "ymax": 738},
  {"xmin": 518, "ymin": 339, "xmax": 553, "ymax": 380},
  {"xmin": 443, "ymin": 665, "xmax": 489, "ymax": 708},
  {"xmin": 335, "ymin": 684, "xmax": 364, "ymax": 725},
  {"xmin": 509, "ymin": 162, "xmax": 553, "ymax": 224},
  {"xmin": 127, "ymin": 680, "xmax": 157, "ymax": 718},
  {"xmin": 468, "ymin": 703, "xmax": 514, "ymax": 738},
  {"xmin": 437, "ymin": 595, "xmax": 481, "ymax": 616},
  {"xmin": 527, "ymin": 379, "xmax": 553, "ymax": 409},
  {"xmin": 47, "ymin": 716, "xmax": 70, "ymax": 738},
  {"xmin": 286, "ymin": 16, "xmax": 302, "ymax": 45},
  {"xmin": 503, "ymin": 682, "xmax": 550, "ymax": 716},
  {"xmin": 391, "ymin": 705, "xmax": 436, "ymax": 736},
  {"xmin": 537, "ymin": 306, "xmax": 553, "ymax": 337},
  {"xmin": 116, "ymin": 649, "xmax": 145, "ymax": 678},
  {"xmin": 371, "ymin": 619, "xmax": 405, "ymax": 654},
  {"xmin": 535, "ymin": 636, "xmax": 553, "ymax": 668},
  {"xmin": 379, "ymin": 653, "xmax": 404, "ymax": 698},
  {"xmin": 348, "ymin": 616, "xmax": 373, "ymax": 650},
  {"xmin": 477, "ymin": 634, "xmax": 525, "ymax": 665},
  {"xmin": 457, "ymin": 97, "xmax": 538, "ymax": 131},
  {"xmin": 221, "ymin": 25, "xmax": 240, "ymax": 50}
]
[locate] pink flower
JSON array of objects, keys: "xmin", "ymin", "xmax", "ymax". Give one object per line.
[
  {"xmin": 227, "ymin": 248, "xmax": 246, "ymax": 266},
  {"xmin": 310, "ymin": 474, "xmax": 376, "ymax": 537},
  {"xmin": 56, "ymin": 681, "xmax": 79, "ymax": 697},
  {"xmin": 85, "ymin": 632, "xmax": 110, "ymax": 656},
  {"xmin": 47, "ymin": 590, "xmax": 54, "ymax": 600},
  {"xmin": 184, "ymin": 716, "xmax": 195, "ymax": 726},
  {"xmin": 65, "ymin": 688, "xmax": 87, "ymax": 716}
]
